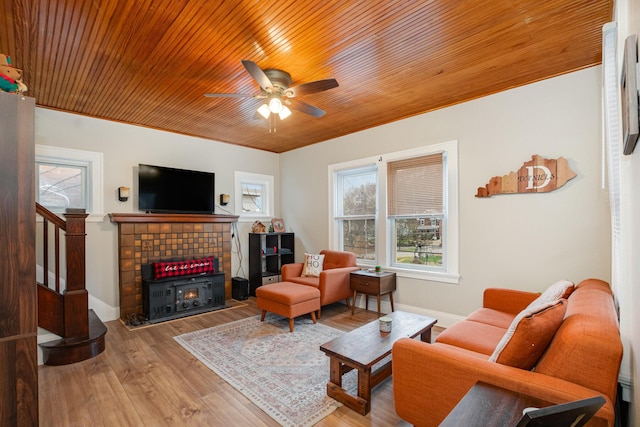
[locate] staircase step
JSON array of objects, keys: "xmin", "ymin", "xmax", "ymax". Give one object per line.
[{"xmin": 39, "ymin": 309, "xmax": 107, "ymax": 366}]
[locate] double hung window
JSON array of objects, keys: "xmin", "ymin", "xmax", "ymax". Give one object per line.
[{"xmin": 329, "ymin": 141, "xmax": 458, "ymax": 283}]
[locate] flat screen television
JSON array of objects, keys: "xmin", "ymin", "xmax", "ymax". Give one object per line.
[{"xmin": 138, "ymin": 164, "xmax": 215, "ymax": 214}]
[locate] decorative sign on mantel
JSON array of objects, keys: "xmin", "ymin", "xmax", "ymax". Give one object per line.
[{"xmin": 476, "ymin": 155, "xmax": 576, "ymax": 198}]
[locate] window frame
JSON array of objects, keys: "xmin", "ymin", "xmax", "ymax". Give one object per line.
[
  {"xmin": 234, "ymin": 171, "xmax": 274, "ymax": 221},
  {"xmin": 329, "ymin": 140, "xmax": 459, "ymax": 284},
  {"xmin": 35, "ymin": 145, "xmax": 104, "ymax": 221}
]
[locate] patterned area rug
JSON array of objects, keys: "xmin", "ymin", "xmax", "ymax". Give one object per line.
[{"xmin": 174, "ymin": 314, "xmax": 356, "ymax": 427}]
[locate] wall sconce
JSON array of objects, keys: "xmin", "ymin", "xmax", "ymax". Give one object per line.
[
  {"xmin": 118, "ymin": 186, "xmax": 130, "ymax": 202},
  {"xmin": 219, "ymin": 194, "xmax": 230, "ymax": 206}
]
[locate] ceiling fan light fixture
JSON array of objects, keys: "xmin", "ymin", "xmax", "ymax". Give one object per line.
[
  {"xmin": 278, "ymin": 106, "xmax": 291, "ymax": 120},
  {"xmin": 257, "ymin": 103, "xmax": 271, "ymax": 119},
  {"xmin": 268, "ymin": 97, "xmax": 283, "ymax": 114}
]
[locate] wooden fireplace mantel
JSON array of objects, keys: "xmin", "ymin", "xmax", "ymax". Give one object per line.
[{"xmin": 109, "ymin": 212, "xmax": 238, "ymax": 224}]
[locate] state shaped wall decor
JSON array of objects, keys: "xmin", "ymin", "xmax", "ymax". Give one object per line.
[{"xmin": 476, "ymin": 155, "xmax": 576, "ymax": 198}]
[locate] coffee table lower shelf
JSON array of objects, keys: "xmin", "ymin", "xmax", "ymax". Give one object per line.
[{"xmin": 320, "ymin": 311, "xmax": 437, "ymax": 415}]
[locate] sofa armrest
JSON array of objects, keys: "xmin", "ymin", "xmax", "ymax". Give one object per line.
[
  {"xmin": 281, "ymin": 263, "xmax": 303, "ymax": 281},
  {"xmin": 392, "ymin": 339, "xmax": 614, "ymax": 427},
  {"xmin": 483, "ymin": 288, "xmax": 540, "ymax": 314},
  {"xmin": 318, "ymin": 266, "xmax": 360, "ymax": 287}
]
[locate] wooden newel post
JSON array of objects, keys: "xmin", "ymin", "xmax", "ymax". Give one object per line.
[{"xmin": 63, "ymin": 209, "xmax": 89, "ymax": 338}]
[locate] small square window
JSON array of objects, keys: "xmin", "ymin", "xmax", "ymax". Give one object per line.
[
  {"xmin": 37, "ymin": 163, "xmax": 87, "ymax": 211},
  {"xmin": 35, "ymin": 145, "xmax": 103, "ymax": 218},
  {"xmin": 241, "ymin": 182, "xmax": 265, "ymax": 213},
  {"xmin": 235, "ymin": 171, "xmax": 274, "ymax": 219}
]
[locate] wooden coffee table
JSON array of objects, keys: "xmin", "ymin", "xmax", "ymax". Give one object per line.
[{"xmin": 319, "ymin": 310, "xmax": 437, "ymax": 415}]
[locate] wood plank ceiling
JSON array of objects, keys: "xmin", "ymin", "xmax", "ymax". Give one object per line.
[{"xmin": 0, "ymin": 0, "xmax": 613, "ymax": 153}]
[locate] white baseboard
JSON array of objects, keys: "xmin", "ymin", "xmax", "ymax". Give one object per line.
[
  {"xmin": 88, "ymin": 295, "xmax": 120, "ymax": 322},
  {"xmin": 351, "ymin": 295, "xmax": 465, "ymax": 328},
  {"xmin": 618, "ymin": 372, "xmax": 632, "ymax": 403},
  {"xmin": 37, "ymin": 328, "xmax": 61, "ymax": 366}
]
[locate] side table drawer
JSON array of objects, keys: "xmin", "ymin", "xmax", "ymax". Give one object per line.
[{"xmin": 351, "ymin": 276, "xmax": 380, "ymax": 293}]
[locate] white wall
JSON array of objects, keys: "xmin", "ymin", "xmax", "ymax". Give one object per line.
[
  {"xmin": 281, "ymin": 67, "xmax": 610, "ymax": 324},
  {"xmin": 617, "ymin": 0, "xmax": 640, "ymax": 423},
  {"xmin": 35, "ymin": 110, "xmax": 279, "ymax": 319}
]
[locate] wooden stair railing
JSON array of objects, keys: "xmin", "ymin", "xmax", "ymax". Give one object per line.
[{"xmin": 36, "ymin": 204, "xmax": 106, "ymax": 365}]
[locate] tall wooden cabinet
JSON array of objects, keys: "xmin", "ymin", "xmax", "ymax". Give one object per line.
[
  {"xmin": 248, "ymin": 232, "xmax": 294, "ymax": 296},
  {"xmin": 0, "ymin": 92, "xmax": 38, "ymax": 425}
]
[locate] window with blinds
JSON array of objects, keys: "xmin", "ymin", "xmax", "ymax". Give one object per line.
[{"xmin": 329, "ymin": 140, "xmax": 458, "ymax": 280}]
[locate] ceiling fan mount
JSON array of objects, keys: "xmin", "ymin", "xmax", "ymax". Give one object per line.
[
  {"xmin": 205, "ymin": 60, "xmax": 338, "ymax": 118},
  {"xmin": 262, "ymin": 69, "xmax": 292, "ymax": 95}
]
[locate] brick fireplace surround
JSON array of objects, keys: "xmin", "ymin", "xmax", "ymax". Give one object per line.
[{"xmin": 109, "ymin": 213, "xmax": 238, "ymax": 322}]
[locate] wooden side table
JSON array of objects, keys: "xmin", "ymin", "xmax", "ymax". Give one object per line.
[
  {"xmin": 440, "ymin": 382, "xmax": 550, "ymax": 426},
  {"xmin": 439, "ymin": 382, "xmax": 607, "ymax": 427},
  {"xmin": 350, "ymin": 270, "xmax": 396, "ymax": 316}
]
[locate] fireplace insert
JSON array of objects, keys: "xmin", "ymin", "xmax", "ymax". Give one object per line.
[{"xmin": 142, "ymin": 260, "xmax": 225, "ymax": 323}]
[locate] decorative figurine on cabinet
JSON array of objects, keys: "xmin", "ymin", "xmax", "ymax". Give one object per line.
[{"xmin": 0, "ymin": 54, "xmax": 27, "ymax": 94}]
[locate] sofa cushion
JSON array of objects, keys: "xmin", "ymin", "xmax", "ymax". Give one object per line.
[
  {"xmin": 431, "ymin": 342, "xmax": 491, "ymax": 360},
  {"xmin": 287, "ymin": 276, "xmax": 320, "ymax": 288},
  {"xmin": 527, "ymin": 279, "xmax": 574, "ymax": 308},
  {"xmin": 489, "ymin": 299, "xmax": 567, "ymax": 369},
  {"xmin": 435, "ymin": 320, "xmax": 507, "ymax": 356},
  {"xmin": 466, "ymin": 308, "xmax": 516, "ymax": 329},
  {"xmin": 302, "ymin": 253, "xmax": 325, "ymax": 277}
]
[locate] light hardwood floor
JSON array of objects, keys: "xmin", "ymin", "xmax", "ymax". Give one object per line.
[{"xmin": 39, "ymin": 299, "xmax": 441, "ymax": 426}]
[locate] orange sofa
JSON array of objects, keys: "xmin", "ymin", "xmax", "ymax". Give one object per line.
[
  {"xmin": 392, "ymin": 278, "xmax": 623, "ymax": 427},
  {"xmin": 281, "ymin": 250, "xmax": 359, "ymax": 317}
]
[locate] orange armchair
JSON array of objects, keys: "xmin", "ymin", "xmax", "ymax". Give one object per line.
[{"xmin": 281, "ymin": 250, "xmax": 359, "ymax": 318}]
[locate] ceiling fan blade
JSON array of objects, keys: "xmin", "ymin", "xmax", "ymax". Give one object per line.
[
  {"xmin": 289, "ymin": 78, "xmax": 339, "ymax": 97},
  {"xmin": 288, "ymin": 98, "xmax": 326, "ymax": 117},
  {"xmin": 241, "ymin": 60, "xmax": 273, "ymax": 91},
  {"xmin": 204, "ymin": 93, "xmax": 255, "ymax": 98}
]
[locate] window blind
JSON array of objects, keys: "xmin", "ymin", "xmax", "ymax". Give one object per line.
[{"xmin": 387, "ymin": 153, "xmax": 443, "ymax": 216}]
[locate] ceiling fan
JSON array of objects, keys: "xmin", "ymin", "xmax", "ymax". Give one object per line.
[{"xmin": 205, "ymin": 60, "xmax": 338, "ymax": 120}]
